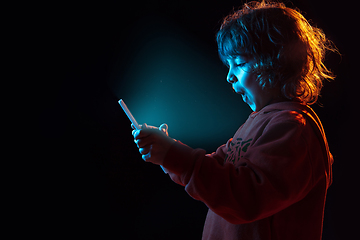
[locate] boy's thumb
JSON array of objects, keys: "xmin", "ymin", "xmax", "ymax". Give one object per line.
[{"xmin": 159, "ymin": 123, "xmax": 169, "ymax": 136}]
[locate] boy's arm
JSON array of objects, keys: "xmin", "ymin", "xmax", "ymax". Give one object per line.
[
  {"xmin": 162, "ymin": 117, "xmax": 323, "ymax": 224},
  {"xmin": 167, "ymin": 140, "xmax": 230, "ymax": 186}
]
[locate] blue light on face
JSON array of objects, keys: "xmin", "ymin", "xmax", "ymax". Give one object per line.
[{"xmin": 109, "ymin": 18, "xmax": 251, "ymax": 151}]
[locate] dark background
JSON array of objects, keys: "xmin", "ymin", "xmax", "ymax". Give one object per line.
[{"xmin": 36, "ymin": 0, "xmax": 357, "ymax": 239}]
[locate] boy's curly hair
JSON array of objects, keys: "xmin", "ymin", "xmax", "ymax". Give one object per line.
[{"xmin": 217, "ymin": 0, "xmax": 338, "ymax": 105}]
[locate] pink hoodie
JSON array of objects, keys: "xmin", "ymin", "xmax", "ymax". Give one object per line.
[{"xmin": 162, "ymin": 101, "xmax": 333, "ymax": 240}]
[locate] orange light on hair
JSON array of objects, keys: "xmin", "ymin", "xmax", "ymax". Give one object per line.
[{"xmin": 217, "ymin": 0, "xmax": 339, "ymax": 105}]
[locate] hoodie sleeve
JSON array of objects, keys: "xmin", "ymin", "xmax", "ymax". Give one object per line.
[
  {"xmin": 162, "ymin": 111, "xmax": 325, "ymax": 224},
  {"xmin": 167, "ymin": 139, "xmax": 230, "ymax": 186}
]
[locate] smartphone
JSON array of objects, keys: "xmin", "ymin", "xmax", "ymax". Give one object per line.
[{"xmin": 118, "ymin": 99, "xmax": 141, "ymax": 130}]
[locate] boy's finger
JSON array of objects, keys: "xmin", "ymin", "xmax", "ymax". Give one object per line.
[
  {"xmin": 139, "ymin": 146, "xmax": 151, "ymax": 155},
  {"xmin": 142, "ymin": 153, "xmax": 151, "ymax": 162},
  {"xmin": 159, "ymin": 123, "xmax": 169, "ymax": 136},
  {"xmin": 135, "ymin": 133, "xmax": 157, "ymax": 148},
  {"xmin": 134, "ymin": 128, "xmax": 161, "ymax": 140},
  {"xmin": 134, "ymin": 129, "xmax": 149, "ymax": 139}
]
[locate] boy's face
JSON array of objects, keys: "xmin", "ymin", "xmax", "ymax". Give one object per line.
[{"xmin": 226, "ymin": 55, "xmax": 276, "ymax": 112}]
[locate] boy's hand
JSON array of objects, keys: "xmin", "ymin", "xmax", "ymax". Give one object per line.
[{"xmin": 132, "ymin": 123, "xmax": 175, "ymax": 166}]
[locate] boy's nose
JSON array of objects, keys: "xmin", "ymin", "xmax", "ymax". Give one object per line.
[{"xmin": 227, "ymin": 74, "xmax": 237, "ymax": 84}]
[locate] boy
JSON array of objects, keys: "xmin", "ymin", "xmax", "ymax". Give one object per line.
[{"xmin": 132, "ymin": 1, "xmax": 335, "ymax": 239}]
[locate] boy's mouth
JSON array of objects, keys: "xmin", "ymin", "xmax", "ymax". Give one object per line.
[
  {"xmin": 238, "ymin": 91, "xmax": 248, "ymax": 104},
  {"xmin": 233, "ymin": 86, "xmax": 244, "ymax": 95},
  {"xmin": 237, "ymin": 89, "xmax": 245, "ymax": 96},
  {"xmin": 233, "ymin": 86, "xmax": 247, "ymax": 102},
  {"xmin": 241, "ymin": 93, "xmax": 247, "ymax": 103}
]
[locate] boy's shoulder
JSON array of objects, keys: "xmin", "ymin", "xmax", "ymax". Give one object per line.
[
  {"xmin": 257, "ymin": 101, "xmax": 310, "ymax": 127},
  {"xmin": 240, "ymin": 102, "xmax": 309, "ymax": 139},
  {"xmin": 268, "ymin": 109, "xmax": 307, "ymax": 126}
]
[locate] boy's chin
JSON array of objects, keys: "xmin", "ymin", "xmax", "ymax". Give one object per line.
[{"xmin": 247, "ymin": 101, "xmax": 257, "ymax": 112}]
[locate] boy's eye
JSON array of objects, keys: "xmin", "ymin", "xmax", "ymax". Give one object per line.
[{"xmin": 236, "ymin": 62, "xmax": 246, "ymax": 67}]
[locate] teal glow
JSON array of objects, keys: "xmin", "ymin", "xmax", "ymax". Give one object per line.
[{"xmin": 109, "ymin": 18, "xmax": 250, "ymax": 151}]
